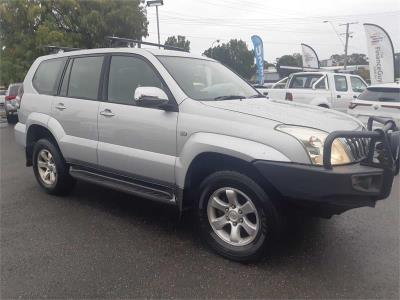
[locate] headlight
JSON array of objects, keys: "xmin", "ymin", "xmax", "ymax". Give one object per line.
[{"xmin": 276, "ymin": 125, "xmax": 351, "ymax": 166}]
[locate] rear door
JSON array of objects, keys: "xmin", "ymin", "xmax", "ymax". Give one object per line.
[
  {"xmin": 350, "ymin": 76, "xmax": 367, "ymax": 98},
  {"xmin": 51, "ymin": 55, "xmax": 105, "ymax": 166},
  {"xmin": 332, "ymin": 74, "xmax": 352, "ymax": 112}
]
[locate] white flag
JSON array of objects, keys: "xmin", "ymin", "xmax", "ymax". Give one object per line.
[
  {"xmin": 301, "ymin": 43, "xmax": 319, "ymax": 69},
  {"xmin": 364, "ymin": 23, "xmax": 395, "ymax": 84}
]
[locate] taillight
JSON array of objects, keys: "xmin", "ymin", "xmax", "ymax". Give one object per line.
[
  {"xmin": 5, "ymin": 95, "xmax": 16, "ymax": 101},
  {"xmin": 285, "ymin": 92, "xmax": 293, "ymax": 101}
]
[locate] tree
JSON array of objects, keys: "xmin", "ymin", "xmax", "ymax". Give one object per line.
[
  {"xmin": 277, "ymin": 53, "xmax": 302, "ymax": 68},
  {"xmin": 164, "ymin": 35, "xmax": 190, "ymax": 51},
  {"xmin": 0, "ymin": 0, "xmax": 148, "ymax": 86},
  {"xmin": 203, "ymin": 39, "xmax": 254, "ymax": 79},
  {"xmin": 329, "ymin": 53, "xmax": 368, "ymax": 66}
]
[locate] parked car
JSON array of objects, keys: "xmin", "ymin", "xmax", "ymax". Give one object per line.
[
  {"xmin": 15, "ymin": 48, "xmax": 399, "ymax": 262},
  {"xmin": 266, "ymin": 72, "xmax": 368, "ymax": 112},
  {"xmin": 5, "ymin": 82, "xmax": 22, "ymax": 123},
  {"xmin": 348, "ymin": 82, "xmax": 400, "ymax": 126},
  {"xmin": 0, "ymin": 89, "xmax": 6, "ymax": 117}
]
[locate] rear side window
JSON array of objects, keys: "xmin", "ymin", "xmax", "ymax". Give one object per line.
[
  {"xmin": 67, "ymin": 56, "xmax": 104, "ymax": 100},
  {"xmin": 33, "ymin": 59, "xmax": 66, "ymax": 95},
  {"xmin": 350, "ymin": 76, "xmax": 367, "ymax": 93},
  {"xmin": 334, "ymin": 75, "xmax": 348, "ymax": 92},
  {"xmin": 289, "ymin": 74, "xmax": 323, "ymax": 89},
  {"xmin": 358, "ymin": 88, "xmax": 400, "ymax": 102},
  {"xmin": 107, "ymin": 55, "xmax": 165, "ymax": 105}
]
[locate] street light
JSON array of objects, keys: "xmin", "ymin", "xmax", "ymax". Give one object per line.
[{"xmin": 147, "ymin": 0, "xmax": 164, "ymax": 48}]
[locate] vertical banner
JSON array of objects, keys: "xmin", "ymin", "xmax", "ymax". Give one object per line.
[
  {"xmin": 301, "ymin": 43, "xmax": 320, "ymax": 69},
  {"xmin": 251, "ymin": 35, "xmax": 264, "ymax": 85},
  {"xmin": 364, "ymin": 23, "xmax": 395, "ymax": 84}
]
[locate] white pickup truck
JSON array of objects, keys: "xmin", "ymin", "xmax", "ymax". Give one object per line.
[{"xmin": 265, "ymin": 72, "xmax": 368, "ymax": 112}]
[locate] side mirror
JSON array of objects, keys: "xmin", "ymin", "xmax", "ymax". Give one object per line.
[{"xmin": 134, "ymin": 87, "xmax": 169, "ymax": 107}]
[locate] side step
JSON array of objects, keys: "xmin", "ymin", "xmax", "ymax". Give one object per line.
[{"xmin": 69, "ymin": 167, "xmax": 176, "ymax": 205}]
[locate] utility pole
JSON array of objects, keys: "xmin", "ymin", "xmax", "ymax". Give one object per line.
[{"xmin": 339, "ymin": 22, "xmax": 358, "ymax": 70}]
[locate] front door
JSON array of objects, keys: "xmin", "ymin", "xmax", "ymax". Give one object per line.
[{"xmin": 97, "ymin": 54, "xmax": 178, "ymax": 185}]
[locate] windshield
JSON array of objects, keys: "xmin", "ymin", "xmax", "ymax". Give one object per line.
[
  {"xmin": 157, "ymin": 56, "xmax": 259, "ymax": 101},
  {"xmin": 358, "ymin": 87, "xmax": 400, "ymax": 103}
]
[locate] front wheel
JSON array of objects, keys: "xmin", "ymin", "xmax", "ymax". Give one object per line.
[{"xmin": 197, "ymin": 171, "xmax": 281, "ymax": 262}]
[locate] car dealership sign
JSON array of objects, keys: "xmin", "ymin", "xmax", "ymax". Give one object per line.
[
  {"xmin": 251, "ymin": 35, "xmax": 264, "ymax": 85},
  {"xmin": 301, "ymin": 43, "xmax": 320, "ymax": 69},
  {"xmin": 364, "ymin": 23, "xmax": 395, "ymax": 84}
]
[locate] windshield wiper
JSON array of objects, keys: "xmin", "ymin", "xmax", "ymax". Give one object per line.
[
  {"xmin": 213, "ymin": 95, "xmax": 245, "ymax": 100},
  {"xmin": 249, "ymin": 94, "xmax": 266, "ymax": 98}
]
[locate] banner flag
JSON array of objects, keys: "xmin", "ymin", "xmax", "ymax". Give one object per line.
[
  {"xmin": 364, "ymin": 23, "xmax": 395, "ymax": 84},
  {"xmin": 251, "ymin": 35, "xmax": 264, "ymax": 85},
  {"xmin": 301, "ymin": 43, "xmax": 320, "ymax": 69}
]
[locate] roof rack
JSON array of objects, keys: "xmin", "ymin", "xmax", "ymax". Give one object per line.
[
  {"xmin": 44, "ymin": 45, "xmax": 81, "ymax": 53},
  {"xmin": 105, "ymin": 36, "xmax": 188, "ymax": 52}
]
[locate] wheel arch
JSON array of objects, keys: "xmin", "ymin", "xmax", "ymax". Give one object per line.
[{"xmin": 180, "ymin": 152, "xmax": 283, "ymax": 211}]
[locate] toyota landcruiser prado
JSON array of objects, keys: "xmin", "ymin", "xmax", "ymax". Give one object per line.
[{"xmin": 15, "ymin": 47, "xmax": 399, "ymax": 261}]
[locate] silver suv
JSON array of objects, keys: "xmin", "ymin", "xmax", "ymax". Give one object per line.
[{"xmin": 15, "ymin": 47, "xmax": 399, "ymax": 261}]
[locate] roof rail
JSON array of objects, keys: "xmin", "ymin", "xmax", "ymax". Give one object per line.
[
  {"xmin": 44, "ymin": 45, "xmax": 81, "ymax": 53},
  {"xmin": 105, "ymin": 36, "xmax": 188, "ymax": 52}
]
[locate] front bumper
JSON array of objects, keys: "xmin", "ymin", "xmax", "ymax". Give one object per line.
[{"xmin": 255, "ymin": 117, "xmax": 399, "ymax": 217}]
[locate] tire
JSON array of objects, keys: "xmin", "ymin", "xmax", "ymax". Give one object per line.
[
  {"xmin": 6, "ymin": 114, "xmax": 15, "ymax": 124},
  {"xmin": 32, "ymin": 139, "xmax": 75, "ymax": 195},
  {"xmin": 197, "ymin": 171, "xmax": 281, "ymax": 262}
]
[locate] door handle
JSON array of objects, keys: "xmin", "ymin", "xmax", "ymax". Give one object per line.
[
  {"xmin": 353, "ymin": 95, "xmax": 358, "ymax": 99},
  {"xmin": 55, "ymin": 103, "xmax": 66, "ymax": 110},
  {"xmin": 337, "ymin": 95, "xmax": 341, "ymax": 99},
  {"xmin": 100, "ymin": 109, "xmax": 115, "ymax": 117}
]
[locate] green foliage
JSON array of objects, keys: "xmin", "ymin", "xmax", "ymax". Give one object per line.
[
  {"xmin": 203, "ymin": 39, "xmax": 255, "ymax": 79},
  {"xmin": 164, "ymin": 35, "xmax": 190, "ymax": 51},
  {"xmin": 0, "ymin": 0, "xmax": 148, "ymax": 86},
  {"xmin": 329, "ymin": 53, "xmax": 368, "ymax": 66},
  {"xmin": 277, "ymin": 53, "xmax": 302, "ymax": 67}
]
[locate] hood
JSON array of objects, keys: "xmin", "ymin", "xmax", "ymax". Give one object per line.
[{"xmin": 200, "ymin": 98, "xmax": 363, "ymax": 132}]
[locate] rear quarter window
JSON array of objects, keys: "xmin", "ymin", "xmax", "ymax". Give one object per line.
[
  {"xmin": 33, "ymin": 58, "xmax": 66, "ymax": 95},
  {"xmin": 358, "ymin": 88, "xmax": 400, "ymax": 102}
]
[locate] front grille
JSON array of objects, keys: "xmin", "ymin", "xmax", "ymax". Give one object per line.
[{"xmin": 342, "ymin": 137, "xmax": 370, "ymax": 161}]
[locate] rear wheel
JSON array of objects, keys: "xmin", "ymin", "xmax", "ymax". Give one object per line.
[
  {"xmin": 33, "ymin": 139, "xmax": 75, "ymax": 195},
  {"xmin": 197, "ymin": 171, "xmax": 281, "ymax": 262}
]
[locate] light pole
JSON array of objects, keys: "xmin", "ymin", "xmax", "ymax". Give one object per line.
[{"xmin": 147, "ymin": 0, "xmax": 164, "ymax": 48}]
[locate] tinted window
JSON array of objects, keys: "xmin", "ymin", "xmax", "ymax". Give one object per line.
[
  {"xmin": 350, "ymin": 76, "xmax": 367, "ymax": 93},
  {"xmin": 358, "ymin": 88, "xmax": 400, "ymax": 102},
  {"xmin": 289, "ymin": 74, "xmax": 323, "ymax": 89},
  {"xmin": 8, "ymin": 84, "xmax": 22, "ymax": 96},
  {"xmin": 334, "ymin": 75, "xmax": 348, "ymax": 92},
  {"xmin": 68, "ymin": 56, "xmax": 103, "ymax": 100},
  {"xmin": 107, "ymin": 56, "xmax": 164, "ymax": 105},
  {"xmin": 0, "ymin": 90, "xmax": 6, "ymax": 95},
  {"xmin": 33, "ymin": 59, "xmax": 65, "ymax": 95}
]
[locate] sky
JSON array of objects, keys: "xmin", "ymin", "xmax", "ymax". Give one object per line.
[{"xmin": 143, "ymin": 0, "xmax": 400, "ymax": 63}]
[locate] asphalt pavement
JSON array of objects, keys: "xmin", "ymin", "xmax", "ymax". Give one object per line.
[{"xmin": 1, "ymin": 122, "xmax": 399, "ymax": 299}]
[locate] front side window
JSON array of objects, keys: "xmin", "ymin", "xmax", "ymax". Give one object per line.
[
  {"xmin": 33, "ymin": 58, "xmax": 66, "ymax": 95},
  {"xmin": 334, "ymin": 75, "xmax": 348, "ymax": 92},
  {"xmin": 350, "ymin": 76, "xmax": 367, "ymax": 93},
  {"xmin": 289, "ymin": 74, "xmax": 323, "ymax": 89},
  {"xmin": 157, "ymin": 56, "xmax": 258, "ymax": 101},
  {"xmin": 67, "ymin": 56, "xmax": 104, "ymax": 100},
  {"xmin": 107, "ymin": 56, "xmax": 165, "ymax": 105},
  {"xmin": 358, "ymin": 88, "xmax": 400, "ymax": 102}
]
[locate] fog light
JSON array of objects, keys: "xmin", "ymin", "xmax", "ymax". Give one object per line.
[{"xmin": 352, "ymin": 175, "xmax": 382, "ymax": 193}]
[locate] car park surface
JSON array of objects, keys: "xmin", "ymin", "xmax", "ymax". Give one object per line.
[{"xmin": 1, "ymin": 123, "xmax": 399, "ymax": 299}]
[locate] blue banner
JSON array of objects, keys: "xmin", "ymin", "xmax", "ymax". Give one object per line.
[{"xmin": 251, "ymin": 35, "xmax": 264, "ymax": 85}]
